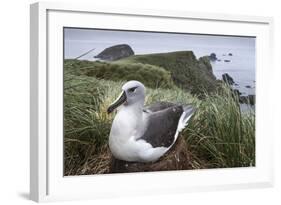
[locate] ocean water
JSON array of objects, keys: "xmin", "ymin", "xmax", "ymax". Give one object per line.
[
  {"xmin": 209, "ymin": 49, "xmax": 255, "ymax": 96},
  {"xmin": 64, "ymin": 28, "xmax": 256, "ymax": 95}
]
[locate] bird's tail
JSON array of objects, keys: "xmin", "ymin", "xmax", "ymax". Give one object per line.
[
  {"xmin": 168, "ymin": 105, "xmax": 195, "ymax": 149},
  {"xmin": 161, "ymin": 105, "xmax": 196, "ymax": 154},
  {"xmin": 177, "ymin": 105, "xmax": 195, "ymax": 133}
]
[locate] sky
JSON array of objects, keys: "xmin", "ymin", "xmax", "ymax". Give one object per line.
[
  {"xmin": 64, "ymin": 27, "xmax": 256, "ymax": 95},
  {"xmin": 64, "ymin": 28, "xmax": 255, "ymax": 59}
]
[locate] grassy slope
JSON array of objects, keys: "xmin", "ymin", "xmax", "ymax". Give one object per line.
[
  {"xmin": 64, "ymin": 59, "xmax": 174, "ymax": 89},
  {"xmin": 116, "ymin": 51, "xmax": 217, "ymax": 96},
  {"xmin": 63, "ymin": 51, "xmax": 255, "ymax": 175},
  {"xmin": 64, "ymin": 72, "xmax": 255, "ymax": 175},
  {"xmin": 65, "ymin": 50, "xmax": 218, "ymax": 96},
  {"xmin": 186, "ymin": 88, "xmax": 255, "ymax": 168},
  {"xmin": 64, "ymin": 72, "xmax": 197, "ymax": 175}
]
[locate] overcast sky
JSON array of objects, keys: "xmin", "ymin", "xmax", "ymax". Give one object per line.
[
  {"xmin": 64, "ymin": 28, "xmax": 255, "ymax": 59},
  {"xmin": 63, "ymin": 27, "xmax": 256, "ymax": 95}
]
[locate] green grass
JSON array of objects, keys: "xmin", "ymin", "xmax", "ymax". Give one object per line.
[
  {"xmin": 64, "ymin": 59, "xmax": 174, "ymax": 89},
  {"xmin": 116, "ymin": 51, "xmax": 218, "ymax": 96},
  {"xmin": 63, "ymin": 71, "xmax": 198, "ymax": 175},
  {"xmin": 65, "ymin": 50, "xmax": 218, "ymax": 97},
  {"xmin": 185, "ymin": 87, "xmax": 255, "ymax": 168},
  {"xmin": 64, "ymin": 69, "xmax": 255, "ymax": 175}
]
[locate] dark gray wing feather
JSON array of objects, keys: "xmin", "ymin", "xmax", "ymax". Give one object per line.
[
  {"xmin": 143, "ymin": 101, "xmax": 176, "ymax": 113},
  {"xmin": 139, "ymin": 105, "xmax": 183, "ymax": 148}
]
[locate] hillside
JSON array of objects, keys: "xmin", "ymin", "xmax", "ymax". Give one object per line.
[
  {"xmin": 64, "ymin": 59, "xmax": 174, "ymax": 89},
  {"xmin": 95, "ymin": 44, "xmax": 134, "ymax": 61},
  {"xmin": 116, "ymin": 51, "xmax": 217, "ymax": 96},
  {"xmin": 63, "ymin": 50, "xmax": 255, "ymax": 175},
  {"xmin": 63, "ymin": 72, "xmax": 255, "ymax": 175},
  {"xmin": 65, "ymin": 50, "xmax": 218, "ymax": 96}
]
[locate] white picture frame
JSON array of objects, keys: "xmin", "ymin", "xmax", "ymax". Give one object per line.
[{"xmin": 30, "ymin": 2, "xmax": 274, "ymax": 202}]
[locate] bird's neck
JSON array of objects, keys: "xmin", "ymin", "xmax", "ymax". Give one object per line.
[
  {"xmin": 112, "ymin": 102, "xmax": 145, "ymax": 138},
  {"xmin": 121, "ymin": 102, "xmax": 144, "ymax": 124}
]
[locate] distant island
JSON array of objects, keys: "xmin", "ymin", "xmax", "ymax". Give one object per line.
[{"xmin": 95, "ymin": 44, "xmax": 134, "ymax": 61}]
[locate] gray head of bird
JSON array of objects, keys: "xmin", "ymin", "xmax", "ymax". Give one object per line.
[{"xmin": 107, "ymin": 80, "xmax": 146, "ymax": 114}]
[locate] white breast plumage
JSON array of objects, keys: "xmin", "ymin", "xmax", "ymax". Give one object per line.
[{"xmin": 107, "ymin": 80, "xmax": 195, "ymax": 162}]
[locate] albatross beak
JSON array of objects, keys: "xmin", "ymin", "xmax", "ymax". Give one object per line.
[{"xmin": 107, "ymin": 91, "xmax": 127, "ymax": 114}]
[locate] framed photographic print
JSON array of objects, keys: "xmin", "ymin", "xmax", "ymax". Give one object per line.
[{"xmin": 30, "ymin": 2, "xmax": 274, "ymax": 202}]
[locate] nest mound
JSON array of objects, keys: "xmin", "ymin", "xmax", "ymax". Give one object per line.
[{"xmin": 109, "ymin": 137, "xmax": 196, "ymax": 173}]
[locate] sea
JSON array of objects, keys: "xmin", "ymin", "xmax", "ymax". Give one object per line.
[{"xmin": 64, "ymin": 28, "xmax": 256, "ymax": 96}]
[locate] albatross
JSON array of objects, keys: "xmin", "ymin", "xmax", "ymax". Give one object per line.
[{"xmin": 107, "ymin": 80, "xmax": 195, "ymax": 163}]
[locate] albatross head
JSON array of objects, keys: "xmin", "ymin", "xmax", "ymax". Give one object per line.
[{"xmin": 107, "ymin": 81, "xmax": 145, "ymax": 114}]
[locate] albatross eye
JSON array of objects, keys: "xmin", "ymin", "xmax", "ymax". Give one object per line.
[{"xmin": 128, "ymin": 86, "xmax": 138, "ymax": 93}]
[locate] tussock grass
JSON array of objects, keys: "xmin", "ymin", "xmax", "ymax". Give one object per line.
[
  {"xmin": 185, "ymin": 86, "xmax": 255, "ymax": 168},
  {"xmin": 64, "ymin": 73, "xmax": 198, "ymax": 175},
  {"xmin": 64, "ymin": 59, "xmax": 174, "ymax": 89},
  {"xmin": 64, "ymin": 61, "xmax": 255, "ymax": 175}
]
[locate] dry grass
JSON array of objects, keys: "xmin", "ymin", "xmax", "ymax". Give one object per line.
[{"xmin": 64, "ymin": 144, "xmax": 111, "ymax": 175}]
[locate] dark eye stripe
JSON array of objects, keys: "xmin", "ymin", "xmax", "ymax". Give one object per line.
[{"xmin": 128, "ymin": 86, "xmax": 138, "ymax": 92}]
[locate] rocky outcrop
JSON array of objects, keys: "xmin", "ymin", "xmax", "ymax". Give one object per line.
[
  {"xmin": 95, "ymin": 44, "xmax": 134, "ymax": 61},
  {"xmin": 199, "ymin": 56, "xmax": 213, "ymax": 73},
  {"xmin": 233, "ymin": 89, "xmax": 242, "ymax": 96},
  {"xmin": 239, "ymin": 95, "xmax": 255, "ymax": 105},
  {"xmin": 222, "ymin": 73, "xmax": 235, "ymax": 85},
  {"xmin": 209, "ymin": 53, "xmax": 217, "ymax": 61},
  {"xmin": 222, "ymin": 73, "xmax": 255, "ymax": 106}
]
